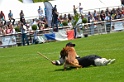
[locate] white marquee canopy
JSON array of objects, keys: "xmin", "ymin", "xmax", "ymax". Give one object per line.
[{"xmin": 0, "ymin": 0, "xmax": 121, "ymax": 20}]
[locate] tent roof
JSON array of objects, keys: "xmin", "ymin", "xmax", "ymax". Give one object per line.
[
  {"xmin": 0, "ymin": 0, "xmax": 44, "ymax": 20},
  {"xmin": 50, "ymin": 0, "xmax": 121, "ymax": 14},
  {"xmin": 0, "ymin": 0, "xmax": 122, "ymax": 20}
]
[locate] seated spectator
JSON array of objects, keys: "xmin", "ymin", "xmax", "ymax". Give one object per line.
[
  {"xmin": 0, "ymin": 21, "xmax": 3, "ymax": 27},
  {"xmin": 121, "ymin": 7, "xmax": 124, "ymax": 18},
  {"xmin": 38, "ymin": 6, "xmax": 44, "ymax": 20},
  {"xmin": 0, "ymin": 27, "xmax": 5, "ymax": 35},
  {"xmin": 63, "ymin": 14, "xmax": 68, "ymax": 21},
  {"xmin": 26, "ymin": 24, "xmax": 32, "ymax": 33},
  {"xmin": 5, "ymin": 25, "xmax": 11, "ymax": 34},
  {"xmin": 37, "ymin": 20, "xmax": 44, "ymax": 30},
  {"xmin": 8, "ymin": 10, "xmax": 15, "ymax": 25},
  {"xmin": 9, "ymin": 23, "xmax": 16, "ymax": 34},
  {"xmin": 20, "ymin": 10, "xmax": 26, "ymax": 25},
  {"xmin": 0, "ymin": 11, "xmax": 6, "ymax": 25}
]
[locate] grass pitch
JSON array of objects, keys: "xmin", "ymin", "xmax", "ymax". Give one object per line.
[{"xmin": 0, "ymin": 31, "xmax": 124, "ymax": 82}]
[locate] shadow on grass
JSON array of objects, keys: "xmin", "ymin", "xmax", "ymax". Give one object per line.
[
  {"xmin": 54, "ymin": 68, "xmax": 75, "ymax": 71},
  {"xmin": 54, "ymin": 66, "xmax": 93, "ymax": 71}
]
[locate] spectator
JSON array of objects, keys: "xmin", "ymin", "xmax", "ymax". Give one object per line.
[
  {"xmin": 73, "ymin": 5, "xmax": 77, "ymax": 15},
  {"xmin": 32, "ymin": 29, "xmax": 39, "ymax": 44},
  {"xmin": 5, "ymin": 25, "xmax": 11, "ymax": 34},
  {"xmin": 121, "ymin": 7, "xmax": 124, "ymax": 18},
  {"xmin": 31, "ymin": 19, "xmax": 37, "ymax": 25},
  {"xmin": 0, "ymin": 11, "xmax": 6, "ymax": 25},
  {"xmin": 111, "ymin": 8, "xmax": 116, "ymax": 16},
  {"xmin": 116, "ymin": 7, "xmax": 122, "ymax": 19},
  {"xmin": 105, "ymin": 7, "xmax": 111, "ymax": 15},
  {"xmin": 52, "ymin": 7, "xmax": 59, "ymax": 32},
  {"xmin": 9, "ymin": 23, "xmax": 16, "ymax": 34},
  {"xmin": 38, "ymin": 6, "xmax": 44, "ymax": 20},
  {"xmin": 53, "ymin": 5, "xmax": 57, "ymax": 12},
  {"xmin": 89, "ymin": 14, "xmax": 95, "ymax": 23},
  {"xmin": 100, "ymin": 10, "xmax": 105, "ymax": 21},
  {"xmin": 68, "ymin": 13, "xmax": 72, "ymax": 21},
  {"xmin": 93, "ymin": 10, "xmax": 98, "ymax": 21},
  {"xmin": 37, "ymin": 20, "xmax": 44, "ymax": 30},
  {"xmin": 0, "ymin": 21, "xmax": 3, "ymax": 27},
  {"xmin": 20, "ymin": 10, "xmax": 26, "ymax": 24},
  {"xmin": 63, "ymin": 14, "xmax": 67, "ymax": 21},
  {"xmin": 8, "ymin": 10, "xmax": 15, "ymax": 25},
  {"xmin": 26, "ymin": 24, "xmax": 32, "ymax": 32},
  {"xmin": 68, "ymin": 19, "xmax": 73, "ymax": 29},
  {"xmin": 20, "ymin": 23, "xmax": 29, "ymax": 46},
  {"xmin": 104, "ymin": 12, "xmax": 111, "ymax": 33},
  {"xmin": 121, "ymin": 0, "xmax": 124, "ymax": 6},
  {"xmin": 79, "ymin": 3, "xmax": 83, "ymax": 15},
  {"xmin": 0, "ymin": 27, "xmax": 5, "ymax": 35}
]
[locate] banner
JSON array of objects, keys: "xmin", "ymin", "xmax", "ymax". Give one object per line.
[
  {"xmin": 44, "ymin": 2, "xmax": 53, "ymax": 27},
  {"xmin": 0, "ymin": 35, "xmax": 16, "ymax": 47},
  {"xmin": 111, "ymin": 21, "xmax": 124, "ymax": 31}
]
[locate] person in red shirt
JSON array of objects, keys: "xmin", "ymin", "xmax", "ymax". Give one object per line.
[{"xmin": 0, "ymin": 11, "xmax": 6, "ymax": 25}]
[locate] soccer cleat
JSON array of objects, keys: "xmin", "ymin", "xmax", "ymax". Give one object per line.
[
  {"xmin": 103, "ymin": 59, "xmax": 111, "ymax": 65},
  {"xmin": 108, "ymin": 59, "xmax": 116, "ymax": 65}
]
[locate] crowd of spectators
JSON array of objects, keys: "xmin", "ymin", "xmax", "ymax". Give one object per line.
[
  {"xmin": 58, "ymin": 6, "xmax": 124, "ymax": 27},
  {"xmin": 0, "ymin": 5, "xmax": 124, "ymax": 36}
]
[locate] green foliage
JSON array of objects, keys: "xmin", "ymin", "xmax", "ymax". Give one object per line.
[
  {"xmin": 32, "ymin": 25, "xmax": 37, "ymax": 30},
  {"xmin": 62, "ymin": 21, "xmax": 68, "ymax": 26},
  {"xmin": 82, "ymin": 18, "xmax": 88, "ymax": 23},
  {"xmin": 72, "ymin": 13, "xmax": 80, "ymax": 27},
  {"xmin": 0, "ymin": 32, "xmax": 124, "ymax": 82},
  {"xmin": 15, "ymin": 26, "xmax": 21, "ymax": 32}
]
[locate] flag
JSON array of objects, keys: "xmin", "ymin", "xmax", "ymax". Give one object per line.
[{"xmin": 44, "ymin": 2, "xmax": 53, "ymax": 27}]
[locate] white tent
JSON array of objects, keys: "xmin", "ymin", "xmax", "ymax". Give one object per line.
[
  {"xmin": 50, "ymin": 0, "xmax": 121, "ymax": 14},
  {"xmin": 0, "ymin": 0, "xmax": 23, "ymax": 20},
  {"xmin": 0, "ymin": 0, "xmax": 44, "ymax": 20},
  {"xmin": 0, "ymin": 0, "xmax": 122, "ymax": 21}
]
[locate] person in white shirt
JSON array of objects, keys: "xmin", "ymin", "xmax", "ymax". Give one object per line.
[
  {"xmin": 20, "ymin": 23, "xmax": 29, "ymax": 46},
  {"xmin": 38, "ymin": 6, "xmax": 44, "ymax": 20},
  {"xmin": 104, "ymin": 13, "xmax": 111, "ymax": 33},
  {"xmin": 79, "ymin": 3, "xmax": 83, "ymax": 15}
]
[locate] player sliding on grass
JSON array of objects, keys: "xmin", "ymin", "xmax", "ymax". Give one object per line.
[{"xmin": 51, "ymin": 42, "xmax": 115, "ymax": 67}]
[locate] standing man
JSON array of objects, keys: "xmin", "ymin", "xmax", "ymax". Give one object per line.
[
  {"xmin": 52, "ymin": 5, "xmax": 59, "ymax": 32},
  {"xmin": 73, "ymin": 5, "xmax": 77, "ymax": 15},
  {"xmin": 20, "ymin": 23, "xmax": 29, "ymax": 46},
  {"xmin": 38, "ymin": 6, "xmax": 44, "ymax": 20},
  {"xmin": 79, "ymin": 3, "xmax": 83, "ymax": 15},
  {"xmin": 8, "ymin": 10, "xmax": 15, "ymax": 25},
  {"xmin": 104, "ymin": 12, "xmax": 111, "ymax": 33}
]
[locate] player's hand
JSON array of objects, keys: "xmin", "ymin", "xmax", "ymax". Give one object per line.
[{"xmin": 51, "ymin": 61, "xmax": 56, "ymax": 65}]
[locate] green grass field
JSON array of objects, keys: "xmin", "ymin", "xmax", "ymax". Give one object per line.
[{"xmin": 0, "ymin": 31, "xmax": 124, "ymax": 82}]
